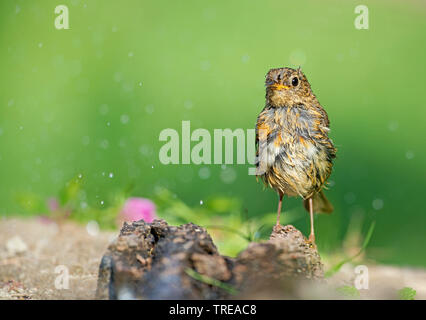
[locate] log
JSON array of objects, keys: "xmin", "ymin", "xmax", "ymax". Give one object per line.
[{"xmin": 96, "ymin": 219, "xmax": 324, "ymax": 299}]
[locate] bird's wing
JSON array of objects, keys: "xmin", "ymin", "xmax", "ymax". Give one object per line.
[{"xmin": 255, "ymin": 106, "xmax": 277, "ymax": 174}]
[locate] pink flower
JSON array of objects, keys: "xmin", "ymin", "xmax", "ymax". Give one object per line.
[
  {"xmin": 47, "ymin": 197, "xmax": 60, "ymax": 212},
  {"xmin": 120, "ymin": 197, "xmax": 157, "ymax": 223}
]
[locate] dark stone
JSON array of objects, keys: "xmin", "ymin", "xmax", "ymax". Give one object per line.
[{"xmin": 96, "ymin": 219, "xmax": 324, "ymax": 299}]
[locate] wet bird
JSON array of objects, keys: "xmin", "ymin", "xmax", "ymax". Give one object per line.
[{"xmin": 255, "ymin": 67, "xmax": 336, "ymax": 244}]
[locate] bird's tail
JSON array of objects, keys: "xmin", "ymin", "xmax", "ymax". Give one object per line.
[{"xmin": 303, "ymin": 190, "xmax": 334, "ymax": 214}]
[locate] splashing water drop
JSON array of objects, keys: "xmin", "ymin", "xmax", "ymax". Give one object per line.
[
  {"xmin": 86, "ymin": 220, "xmax": 99, "ymax": 237},
  {"xmin": 120, "ymin": 114, "xmax": 129, "ymax": 124}
]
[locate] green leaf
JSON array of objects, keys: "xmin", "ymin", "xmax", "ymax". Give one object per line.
[
  {"xmin": 398, "ymin": 287, "xmax": 416, "ymax": 300},
  {"xmin": 325, "ymin": 221, "xmax": 376, "ymax": 278},
  {"xmin": 204, "ymin": 224, "xmax": 252, "ymax": 242},
  {"xmin": 206, "ymin": 196, "xmax": 241, "ymax": 214},
  {"xmin": 185, "ymin": 268, "xmax": 238, "ymax": 295},
  {"xmin": 59, "ymin": 174, "xmax": 84, "ymax": 206},
  {"xmin": 336, "ymin": 285, "xmax": 360, "ymax": 299},
  {"xmin": 15, "ymin": 191, "xmax": 44, "ymax": 214}
]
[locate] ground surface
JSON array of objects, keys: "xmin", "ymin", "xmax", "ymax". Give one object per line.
[
  {"xmin": 0, "ymin": 217, "xmax": 425, "ymax": 300},
  {"xmin": 0, "ymin": 217, "xmax": 116, "ymax": 299}
]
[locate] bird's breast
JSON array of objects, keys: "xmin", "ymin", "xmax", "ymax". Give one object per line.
[
  {"xmin": 256, "ymin": 105, "xmax": 334, "ymax": 197},
  {"xmin": 261, "ymin": 106, "xmax": 320, "ymax": 148},
  {"xmin": 257, "ymin": 106, "xmax": 330, "ymax": 174}
]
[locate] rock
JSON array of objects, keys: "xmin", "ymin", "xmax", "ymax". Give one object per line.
[
  {"xmin": 96, "ymin": 219, "xmax": 324, "ymax": 299},
  {"xmin": 6, "ymin": 236, "xmax": 28, "ymax": 256}
]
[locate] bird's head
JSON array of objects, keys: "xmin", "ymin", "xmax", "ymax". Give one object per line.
[{"xmin": 265, "ymin": 67, "xmax": 314, "ymax": 107}]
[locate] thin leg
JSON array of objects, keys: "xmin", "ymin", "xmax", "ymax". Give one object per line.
[
  {"xmin": 276, "ymin": 193, "xmax": 283, "ymax": 226},
  {"xmin": 308, "ymin": 197, "xmax": 315, "ymax": 244}
]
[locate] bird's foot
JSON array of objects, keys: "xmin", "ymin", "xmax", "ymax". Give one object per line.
[
  {"xmin": 273, "ymin": 223, "xmax": 282, "ymax": 233},
  {"xmin": 307, "ymin": 234, "xmax": 316, "ymax": 248}
]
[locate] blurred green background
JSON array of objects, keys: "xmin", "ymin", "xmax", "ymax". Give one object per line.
[{"xmin": 1, "ymin": 0, "xmax": 425, "ymax": 266}]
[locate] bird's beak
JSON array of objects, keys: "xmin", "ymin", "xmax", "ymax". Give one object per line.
[{"xmin": 270, "ymin": 83, "xmax": 289, "ymax": 91}]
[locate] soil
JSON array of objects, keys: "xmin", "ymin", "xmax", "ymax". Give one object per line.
[
  {"xmin": 0, "ymin": 217, "xmax": 425, "ymax": 300},
  {"xmin": 0, "ymin": 217, "xmax": 116, "ymax": 300}
]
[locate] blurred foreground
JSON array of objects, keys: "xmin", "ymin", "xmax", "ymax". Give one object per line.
[{"xmin": 0, "ymin": 217, "xmax": 424, "ymax": 300}]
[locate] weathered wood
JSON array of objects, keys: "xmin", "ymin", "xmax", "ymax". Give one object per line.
[{"xmin": 96, "ymin": 219, "xmax": 324, "ymax": 299}]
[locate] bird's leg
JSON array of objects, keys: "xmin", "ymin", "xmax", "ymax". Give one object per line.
[
  {"xmin": 308, "ymin": 197, "xmax": 315, "ymax": 244},
  {"xmin": 276, "ymin": 193, "xmax": 284, "ymax": 226}
]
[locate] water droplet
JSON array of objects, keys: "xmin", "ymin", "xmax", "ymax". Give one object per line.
[
  {"xmin": 200, "ymin": 60, "xmax": 211, "ymax": 71},
  {"xmin": 109, "ymin": 172, "xmax": 114, "ymax": 178},
  {"xmin": 38, "ymin": 42, "xmax": 43, "ymax": 48},
  {"xmin": 145, "ymin": 104, "xmax": 154, "ymax": 114},
  {"xmin": 405, "ymin": 151, "xmax": 414, "ymax": 160},
  {"xmin": 200, "ymin": 200, "xmax": 203, "ymax": 205},
  {"xmin": 120, "ymin": 114, "xmax": 129, "ymax": 124},
  {"xmin": 184, "ymin": 100, "xmax": 193, "ymax": 110},
  {"xmin": 220, "ymin": 167, "xmax": 237, "ymax": 184},
  {"xmin": 177, "ymin": 167, "xmax": 194, "ymax": 183},
  {"xmin": 114, "ymin": 72, "xmax": 122, "ymax": 83},
  {"xmin": 100, "ymin": 200, "xmax": 104, "ymax": 205},
  {"xmin": 122, "ymin": 81, "xmax": 134, "ymax": 92},
  {"xmin": 203, "ymin": 8, "xmax": 216, "ymax": 21},
  {"xmin": 78, "ymin": 173, "xmax": 83, "ymax": 179},
  {"xmin": 139, "ymin": 145, "xmax": 154, "ymax": 157},
  {"xmin": 372, "ymin": 198, "xmax": 384, "ymax": 210},
  {"xmin": 117, "ymin": 286, "xmax": 136, "ymax": 300},
  {"xmin": 86, "ymin": 220, "xmax": 99, "ymax": 236},
  {"xmin": 100, "ymin": 139, "xmax": 109, "ymax": 149},
  {"xmin": 82, "ymin": 136, "xmax": 90, "ymax": 146},
  {"xmin": 241, "ymin": 54, "xmax": 250, "ymax": 63},
  {"xmin": 99, "ymin": 104, "xmax": 109, "ymax": 115},
  {"xmin": 344, "ymin": 192, "xmax": 356, "ymax": 204},
  {"xmin": 388, "ymin": 121, "xmax": 399, "ymax": 132},
  {"xmin": 138, "ymin": 82, "xmax": 142, "ymax": 87},
  {"xmin": 106, "ymin": 121, "xmax": 111, "ymax": 126},
  {"xmin": 198, "ymin": 167, "xmax": 210, "ymax": 180}
]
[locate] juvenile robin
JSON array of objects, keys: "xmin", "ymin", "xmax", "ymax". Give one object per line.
[{"xmin": 255, "ymin": 67, "xmax": 336, "ymax": 244}]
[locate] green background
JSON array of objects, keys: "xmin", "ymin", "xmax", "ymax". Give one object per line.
[{"xmin": 1, "ymin": 0, "xmax": 425, "ymax": 266}]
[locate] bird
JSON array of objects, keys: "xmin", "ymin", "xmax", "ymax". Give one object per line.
[{"xmin": 255, "ymin": 67, "xmax": 336, "ymax": 244}]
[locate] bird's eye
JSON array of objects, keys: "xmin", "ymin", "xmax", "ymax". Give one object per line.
[{"xmin": 291, "ymin": 77, "xmax": 299, "ymax": 87}]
